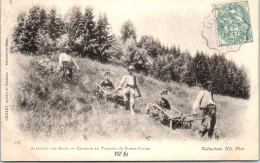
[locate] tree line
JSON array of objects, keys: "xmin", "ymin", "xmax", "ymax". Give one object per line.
[
  {"xmin": 12, "ymin": 6, "xmax": 250, "ymax": 99},
  {"xmin": 12, "ymin": 6, "xmax": 114, "ymax": 62}
]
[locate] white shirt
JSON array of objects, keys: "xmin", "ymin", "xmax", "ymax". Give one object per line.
[
  {"xmin": 58, "ymin": 53, "xmax": 79, "ymax": 69},
  {"xmin": 192, "ymin": 90, "xmax": 215, "ymax": 114},
  {"xmin": 59, "ymin": 53, "xmax": 72, "ymax": 65},
  {"xmin": 119, "ymin": 75, "xmax": 138, "ymax": 88}
]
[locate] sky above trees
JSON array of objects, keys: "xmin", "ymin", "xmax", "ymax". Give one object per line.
[{"xmin": 3, "ymin": 0, "xmax": 257, "ymax": 68}]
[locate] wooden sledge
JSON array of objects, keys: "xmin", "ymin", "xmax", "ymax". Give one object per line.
[
  {"xmin": 94, "ymin": 83, "xmax": 125, "ymax": 105},
  {"xmin": 147, "ymin": 100, "xmax": 194, "ymax": 129}
]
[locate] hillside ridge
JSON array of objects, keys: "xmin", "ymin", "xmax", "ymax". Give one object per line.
[{"xmin": 10, "ymin": 53, "xmax": 247, "ymax": 141}]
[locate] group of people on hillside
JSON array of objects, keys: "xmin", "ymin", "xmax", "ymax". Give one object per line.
[
  {"xmin": 100, "ymin": 66, "xmax": 141, "ymax": 115},
  {"xmin": 98, "ymin": 64, "xmax": 217, "ymax": 138},
  {"xmin": 40, "ymin": 46, "xmax": 217, "ymax": 139}
]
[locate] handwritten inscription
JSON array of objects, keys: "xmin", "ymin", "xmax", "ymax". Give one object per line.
[{"xmin": 115, "ymin": 151, "xmax": 128, "ymax": 157}]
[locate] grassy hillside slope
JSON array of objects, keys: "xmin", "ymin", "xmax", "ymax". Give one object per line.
[{"xmin": 9, "ymin": 53, "xmax": 248, "ymax": 141}]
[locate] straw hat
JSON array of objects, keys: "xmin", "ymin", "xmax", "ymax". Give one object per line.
[{"xmin": 127, "ymin": 65, "xmax": 135, "ymax": 71}]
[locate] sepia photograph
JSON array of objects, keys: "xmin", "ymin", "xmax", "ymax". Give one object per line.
[{"xmin": 1, "ymin": 0, "xmax": 259, "ymax": 161}]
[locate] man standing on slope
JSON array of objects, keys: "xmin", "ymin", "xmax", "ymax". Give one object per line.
[
  {"xmin": 192, "ymin": 80, "xmax": 217, "ymax": 139},
  {"xmin": 58, "ymin": 46, "xmax": 80, "ymax": 80},
  {"xmin": 116, "ymin": 65, "xmax": 141, "ymax": 115}
]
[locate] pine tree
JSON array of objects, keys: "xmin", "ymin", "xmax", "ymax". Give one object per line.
[
  {"xmin": 39, "ymin": 8, "xmax": 48, "ymax": 30},
  {"xmin": 209, "ymin": 54, "xmax": 229, "ymax": 95},
  {"xmin": 81, "ymin": 7, "xmax": 98, "ymax": 58},
  {"xmin": 186, "ymin": 52, "xmax": 211, "ymax": 86},
  {"xmin": 238, "ymin": 66, "xmax": 250, "ymax": 99},
  {"xmin": 120, "ymin": 19, "xmax": 137, "ymax": 42},
  {"xmin": 25, "ymin": 6, "xmax": 48, "ymax": 54},
  {"xmin": 137, "ymin": 35, "xmax": 162, "ymax": 58},
  {"xmin": 95, "ymin": 13, "xmax": 114, "ymax": 62},
  {"xmin": 12, "ymin": 11, "xmax": 27, "ymax": 52},
  {"xmin": 151, "ymin": 54, "xmax": 173, "ymax": 82},
  {"xmin": 65, "ymin": 6, "xmax": 84, "ymax": 55},
  {"xmin": 47, "ymin": 8, "xmax": 65, "ymax": 41},
  {"xmin": 44, "ymin": 8, "xmax": 65, "ymax": 53},
  {"xmin": 173, "ymin": 51, "xmax": 191, "ymax": 83},
  {"xmin": 185, "ymin": 52, "xmax": 249, "ymax": 98}
]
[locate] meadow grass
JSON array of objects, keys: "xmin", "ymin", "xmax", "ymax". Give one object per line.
[{"xmin": 9, "ymin": 53, "xmax": 248, "ymax": 141}]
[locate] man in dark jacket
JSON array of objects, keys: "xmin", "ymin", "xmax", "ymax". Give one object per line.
[
  {"xmin": 100, "ymin": 71, "xmax": 114, "ymax": 90},
  {"xmin": 158, "ymin": 90, "xmax": 171, "ymax": 110}
]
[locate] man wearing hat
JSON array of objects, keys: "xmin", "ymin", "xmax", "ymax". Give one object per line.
[
  {"xmin": 100, "ymin": 71, "xmax": 114, "ymax": 90},
  {"xmin": 58, "ymin": 46, "xmax": 80, "ymax": 80},
  {"xmin": 158, "ymin": 89, "xmax": 171, "ymax": 110},
  {"xmin": 116, "ymin": 65, "xmax": 141, "ymax": 115},
  {"xmin": 192, "ymin": 80, "xmax": 217, "ymax": 139}
]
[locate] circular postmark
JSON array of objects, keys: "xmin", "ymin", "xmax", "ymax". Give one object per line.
[{"xmin": 214, "ymin": 1, "xmax": 253, "ymax": 47}]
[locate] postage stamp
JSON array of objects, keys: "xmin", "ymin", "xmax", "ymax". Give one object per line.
[{"xmin": 213, "ymin": 1, "xmax": 253, "ymax": 47}]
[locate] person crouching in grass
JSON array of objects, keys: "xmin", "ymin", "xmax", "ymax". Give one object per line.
[{"xmin": 58, "ymin": 46, "xmax": 80, "ymax": 81}]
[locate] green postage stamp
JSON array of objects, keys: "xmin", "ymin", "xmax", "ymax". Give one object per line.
[{"xmin": 213, "ymin": 1, "xmax": 253, "ymax": 47}]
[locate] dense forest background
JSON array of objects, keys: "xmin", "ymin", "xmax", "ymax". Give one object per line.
[{"xmin": 11, "ymin": 6, "xmax": 250, "ymax": 99}]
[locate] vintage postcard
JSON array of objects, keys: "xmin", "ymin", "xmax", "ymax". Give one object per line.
[{"xmin": 1, "ymin": 0, "xmax": 259, "ymax": 161}]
